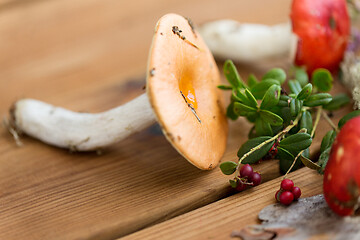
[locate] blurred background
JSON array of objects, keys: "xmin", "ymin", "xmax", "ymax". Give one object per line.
[{"xmin": 0, "ymin": 0, "xmax": 290, "ymax": 114}]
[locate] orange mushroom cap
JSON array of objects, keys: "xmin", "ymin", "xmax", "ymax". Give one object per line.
[{"xmin": 146, "ymin": 13, "xmax": 228, "ymax": 170}]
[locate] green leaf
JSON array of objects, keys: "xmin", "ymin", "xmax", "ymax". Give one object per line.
[
  {"xmin": 229, "ymin": 179, "xmax": 238, "ymax": 188},
  {"xmin": 232, "ymin": 89, "xmax": 251, "ymax": 106},
  {"xmin": 220, "ymin": 161, "xmax": 238, "ymax": 175},
  {"xmin": 323, "ymin": 93, "xmax": 350, "ymax": 111},
  {"xmin": 277, "ymin": 147, "xmax": 302, "ymax": 174},
  {"xmin": 312, "ymin": 68, "xmax": 333, "ymax": 92},
  {"xmin": 262, "ymin": 68, "xmax": 286, "ymax": 85},
  {"xmin": 338, "ymin": 110, "xmax": 360, "ymax": 128},
  {"xmin": 277, "ymin": 147, "xmax": 294, "ymax": 161},
  {"xmin": 237, "ymin": 136, "xmax": 275, "ymax": 164},
  {"xmin": 300, "ymin": 110, "xmax": 313, "ymax": 134},
  {"xmin": 297, "ymin": 83, "xmax": 313, "ymax": 100},
  {"xmin": 289, "ymin": 93, "xmax": 297, "ymax": 98},
  {"xmin": 290, "ymin": 98, "xmax": 302, "ymax": 117},
  {"xmin": 223, "ymin": 60, "xmax": 246, "ymax": 88},
  {"xmin": 250, "ymin": 79, "xmax": 280, "ymax": 99},
  {"xmin": 246, "ymin": 113, "xmax": 258, "ymax": 123},
  {"xmin": 320, "ymin": 130, "xmax": 337, "ymax": 153},
  {"xmin": 294, "ymin": 66, "xmax": 309, "ymax": 87},
  {"xmin": 288, "ymin": 79, "xmax": 302, "ymax": 95},
  {"xmin": 280, "ymin": 107, "xmax": 292, "ymax": 126},
  {"xmin": 245, "ymin": 88, "xmax": 258, "ymax": 108},
  {"xmin": 255, "ymin": 118, "xmax": 273, "ymax": 136},
  {"xmin": 260, "ymin": 84, "xmax": 281, "ymax": 109},
  {"xmin": 217, "ymin": 85, "xmax": 233, "ymax": 90},
  {"xmin": 271, "ymin": 125, "xmax": 283, "ymax": 136},
  {"xmin": 318, "ymin": 147, "xmax": 331, "ymax": 174},
  {"xmin": 248, "ymin": 74, "xmax": 258, "ymax": 88},
  {"xmin": 279, "ymin": 133, "xmax": 312, "ymax": 156},
  {"xmin": 233, "ymin": 102, "xmax": 257, "ymax": 116},
  {"xmin": 300, "ymin": 155, "xmax": 321, "ymax": 171},
  {"xmin": 259, "ymin": 109, "xmax": 283, "ymax": 126},
  {"xmin": 303, "ymin": 93, "xmax": 332, "ymax": 107},
  {"xmin": 302, "ymin": 147, "xmax": 310, "ymax": 158},
  {"xmin": 278, "ymin": 95, "xmax": 291, "ymax": 107},
  {"xmin": 226, "ymin": 102, "xmax": 238, "ymax": 120}
]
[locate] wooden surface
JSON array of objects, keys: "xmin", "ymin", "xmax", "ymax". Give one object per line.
[
  {"xmin": 122, "ymin": 167, "xmax": 323, "ymax": 240},
  {"xmin": 0, "ymin": 0, "xmax": 351, "ymax": 239}
]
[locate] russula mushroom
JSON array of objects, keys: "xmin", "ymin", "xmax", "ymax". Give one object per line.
[
  {"xmin": 198, "ymin": 0, "xmax": 350, "ymax": 74},
  {"xmin": 323, "ymin": 116, "xmax": 360, "ymax": 216},
  {"xmin": 8, "ymin": 13, "xmax": 228, "ymax": 170}
]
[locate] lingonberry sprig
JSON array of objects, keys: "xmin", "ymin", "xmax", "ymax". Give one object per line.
[
  {"xmin": 283, "ymin": 105, "xmax": 322, "ymax": 178},
  {"xmin": 218, "ymin": 60, "xmax": 354, "ymax": 192},
  {"xmin": 229, "ymin": 164, "xmax": 262, "ymax": 192}
]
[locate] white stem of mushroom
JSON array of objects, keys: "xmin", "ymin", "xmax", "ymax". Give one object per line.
[
  {"xmin": 198, "ymin": 20, "xmax": 298, "ymax": 64},
  {"xmin": 11, "ymin": 93, "xmax": 156, "ymax": 151}
]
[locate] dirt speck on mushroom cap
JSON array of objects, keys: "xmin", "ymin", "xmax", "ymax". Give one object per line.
[{"xmin": 147, "ymin": 13, "xmax": 228, "ymax": 170}]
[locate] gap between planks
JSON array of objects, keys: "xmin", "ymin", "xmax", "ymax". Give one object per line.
[{"xmin": 121, "ymin": 167, "xmax": 323, "ymax": 240}]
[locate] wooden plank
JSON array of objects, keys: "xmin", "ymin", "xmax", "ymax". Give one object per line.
[
  {"xmin": 0, "ymin": 0, "xmax": 351, "ymax": 239},
  {"xmin": 121, "ymin": 167, "xmax": 324, "ymax": 240},
  {"xmin": 0, "ymin": 0, "xmax": 291, "ymax": 111},
  {"xmin": 0, "ymin": 1, "xmax": 293, "ymax": 239}
]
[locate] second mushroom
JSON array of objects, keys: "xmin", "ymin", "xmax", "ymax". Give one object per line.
[{"xmin": 199, "ymin": 0, "xmax": 350, "ymax": 74}]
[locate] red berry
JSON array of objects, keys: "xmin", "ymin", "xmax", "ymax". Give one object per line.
[
  {"xmin": 275, "ymin": 189, "xmax": 281, "ymax": 202},
  {"xmin": 235, "ymin": 181, "xmax": 247, "ymax": 191},
  {"xmin": 249, "ymin": 172, "xmax": 261, "ymax": 186},
  {"xmin": 281, "ymin": 179, "xmax": 294, "ymax": 191},
  {"xmin": 240, "ymin": 164, "xmax": 253, "ymax": 178},
  {"xmin": 292, "ymin": 186, "xmax": 301, "ymax": 200},
  {"xmin": 279, "ymin": 191, "xmax": 294, "ymax": 205}
]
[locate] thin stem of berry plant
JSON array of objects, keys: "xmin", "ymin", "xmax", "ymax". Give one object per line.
[
  {"xmin": 237, "ymin": 111, "xmax": 303, "ymax": 169},
  {"xmin": 322, "ymin": 111, "xmax": 339, "ymax": 133},
  {"xmin": 284, "ymin": 107, "xmax": 322, "ymax": 179}
]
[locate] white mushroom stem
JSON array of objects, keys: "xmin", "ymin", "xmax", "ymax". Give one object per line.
[
  {"xmin": 10, "ymin": 93, "xmax": 156, "ymax": 151},
  {"xmin": 198, "ymin": 20, "xmax": 298, "ymax": 64}
]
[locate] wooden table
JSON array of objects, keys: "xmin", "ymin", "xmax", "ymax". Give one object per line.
[{"xmin": 0, "ymin": 0, "xmax": 351, "ymax": 239}]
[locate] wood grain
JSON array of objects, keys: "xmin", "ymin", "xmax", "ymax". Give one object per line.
[
  {"xmin": 121, "ymin": 167, "xmax": 324, "ymax": 240},
  {"xmin": 0, "ymin": 0, "xmax": 352, "ymax": 239},
  {"xmin": 0, "ymin": 1, "xmax": 292, "ymax": 239}
]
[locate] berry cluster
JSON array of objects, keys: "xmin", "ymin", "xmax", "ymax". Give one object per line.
[
  {"xmin": 275, "ymin": 179, "xmax": 301, "ymax": 205},
  {"xmin": 233, "ymin": 164, "xmax": 262, "ymax": 191}
]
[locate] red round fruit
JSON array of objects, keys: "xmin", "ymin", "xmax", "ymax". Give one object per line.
[
  {"xmin": 249, "ymin": 172, "xmax": 262, "ymax": 186},
  {"xmin": 292, "ymin": 186, "xmax": 302, "ymax": 200},
  {"xmin": 323, "ymin": 116, "xmax": 360, "ymax": 216},
  {"xmin": 240, "ymin": 164, "xmax": 253, "ymax": 178},
  {"xmin": 236, "ymin": 181, "xmax": 247, "ymax": 192},
  {"xmin": 291, "ymin": 0, "xmax": 350, "ymax": 74},
  {"xmin": 275, "ymin": 189, "xmax": 282, "ymax": 202},
  {"xmin": 281, "ymin": 179, "xmax": 294, "ymax": 191},
  {"xmin": 279, "ymin": 191, "xmax": 294, "ymax": 205}
]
